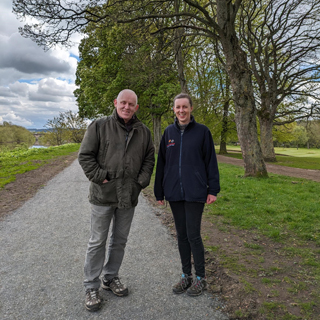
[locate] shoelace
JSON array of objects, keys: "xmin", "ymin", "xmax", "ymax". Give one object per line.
[
  {"xmin": 113, "ymin": 277, "xmax": 123, "ymax": 288},
  {"xmin": 193, "ymin": 279, "xmax": 202, "ymax": 289},
  {"xmin": 89, "ymin": 289, "xmax": 99, "ymax": 300}
]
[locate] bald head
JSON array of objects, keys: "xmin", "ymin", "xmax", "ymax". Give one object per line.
[
  {"xmin": 114, "ymin": 89, "xmax": 139, "ymax": 123},
  {"xmin": 117, "ymin": 89, "xmax": 138, "ymax": 106}
]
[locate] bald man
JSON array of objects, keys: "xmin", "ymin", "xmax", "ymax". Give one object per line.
[{"xmin": 79, "ymin": 89, "xmax": 155, "ymax": 311}]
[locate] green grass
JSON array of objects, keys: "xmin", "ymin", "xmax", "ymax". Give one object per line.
[
  {"xmin": 203, "ymin": 162, "xmax": 320, "ymax": 319},
  {"xmin": 221, "ymin": 146, "xmax": 320, "ymax": 170},
  {"xmin": 0, "ymin": 144, "xmax": 80, "ymax": 188},
  {"xmin": 212, "ymin": 163, "xmax": 320, "ymax": 243}
]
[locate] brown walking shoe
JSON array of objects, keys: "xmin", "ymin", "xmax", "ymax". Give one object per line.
[
  {"xmin": 172, "ymin": 274, "xmax": 193, "ymax": 294},
  {"xmin": 101, "ymin": 276, "xmax": 129, "ymax": 296},
  {"xmin": 187, "ymin": 276, "xmax": 207, "ymax": 296},
  {"xmin": 85, "ymin": 288, "xmax": 102, "ymax": 311}
]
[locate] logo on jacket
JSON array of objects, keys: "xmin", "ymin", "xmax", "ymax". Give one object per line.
[{"xmin": 167, "ymin": 139, "xmax": 175, "ymax": 148}]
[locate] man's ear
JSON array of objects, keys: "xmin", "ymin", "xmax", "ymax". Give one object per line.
[
  {"xmin": 114, "ymin": 99, "xmax": 117, "ymax": 107},
  {"xmin": 135, "ymin": 104, "xmax": 139, "ymax": 112}
]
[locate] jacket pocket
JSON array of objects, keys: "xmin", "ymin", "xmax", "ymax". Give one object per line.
[
  {"xmin": 95, "ymin": 180, "xmax": 118, "ymax": 203},
  {"xmin": 131, "ymin": 181, "xmax": 142, "ymax": 203}
]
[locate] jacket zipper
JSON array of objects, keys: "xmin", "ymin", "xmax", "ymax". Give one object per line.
[{"xmin": 179, "ymin": 131, "xmax": 184, "ymax": 198}]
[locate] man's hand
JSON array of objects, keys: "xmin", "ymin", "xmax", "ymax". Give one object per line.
[
  {"xmin": 206, "ymin": 194, "xmax": 217, "ymax": 204},
  {"xmin": 102, "ymin": 179, "xmax": 108, "ymax": 184},
  {"xmin": 157, "ymin": 200, "xmax": 164, "ymax": 205}
]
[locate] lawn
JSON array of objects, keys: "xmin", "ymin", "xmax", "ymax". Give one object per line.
[{"xmin": 220, "ymin": 146, "xmax": 320, "ymax": 170}]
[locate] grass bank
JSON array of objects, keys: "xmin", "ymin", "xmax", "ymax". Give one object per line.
[{"xmin": 0, "ymin": 143, "xmax": 80, "ymax": 188}]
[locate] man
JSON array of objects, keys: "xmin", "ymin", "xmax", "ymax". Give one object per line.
[{"xmin": 78, "ymin": 89, "xmax": 155, "ymax": 311}]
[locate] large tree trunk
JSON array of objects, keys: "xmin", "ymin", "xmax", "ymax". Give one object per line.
[
  {"xmin": 217, "ymin": 0, "xmax": 267, "ymax": 177},
  {"xmin": 259, "ymin": 117, "xmax": 276, "ymax": 162},
  {"xmin": 153, "ymin": 114, "xmax": 162, "ymax": 153}
]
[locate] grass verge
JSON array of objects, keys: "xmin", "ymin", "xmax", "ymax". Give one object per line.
[{"xmin": 0, "ymin": 144, "xmax": 80, "ymax": 188}]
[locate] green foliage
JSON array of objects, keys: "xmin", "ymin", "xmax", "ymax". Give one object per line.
[
  {"xmin": 74, "ymin": 18, "xmax": 180, "ymax": 126},
  {"xmin": 0, "ymin": 143, "xmax": 80, "ymax": 188},
  {"xmin": 185, "ymin": 41, "xmax": 237, "ymax": 143},
  {"xmin": 0, "ymin": 122, "xmax": 35, "ymax": 150}
]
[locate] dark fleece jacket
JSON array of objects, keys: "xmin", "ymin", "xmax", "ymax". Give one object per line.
[{"xmin": 154, "ymin": 116, "xmax": 220, "ymax": 202}]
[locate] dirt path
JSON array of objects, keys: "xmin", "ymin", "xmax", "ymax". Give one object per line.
[{"xmin": 217, "ymin": 154, "xmax": 320, "ymax": 182}]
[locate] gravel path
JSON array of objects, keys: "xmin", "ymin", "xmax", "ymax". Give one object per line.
[{"xmin": 0, "ymin": 160, "xmax": 228, "ymax": 320}]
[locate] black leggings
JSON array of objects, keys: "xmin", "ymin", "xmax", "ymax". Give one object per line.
[{"xmin": 169, "ymin": 201, "xmax": 205, "ymax": 278}]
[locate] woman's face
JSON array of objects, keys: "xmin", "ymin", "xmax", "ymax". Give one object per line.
[{"xmin": 173, "ymin": 98, "xmax": 193, "ymax": 125}]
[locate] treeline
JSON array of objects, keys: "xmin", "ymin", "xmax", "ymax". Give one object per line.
[
  {"xmin": 0, "ymin": 122, "xmax": 35, "ymax": 150},
  {"xmin": 273, "ymin": 121, "xmax": 320, "ymax": 149}
]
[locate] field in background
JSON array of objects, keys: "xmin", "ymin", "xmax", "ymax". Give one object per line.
[
  {"xmin": 219, "ymin": 146, "xmax": 320, "ymax": 170},
  {"xmin": 0, "ymin": 143, "xmax": 80, "ymax": 188}
]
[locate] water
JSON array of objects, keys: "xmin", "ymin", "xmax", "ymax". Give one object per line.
[{"xmin": 29, "ymin": 145, "xmax": 47, "ymax": 149}]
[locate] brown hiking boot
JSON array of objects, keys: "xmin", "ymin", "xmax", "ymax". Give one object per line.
[
  {"xmin": 101, "ymin": 276, "xmax": 129, "ymax": 296},
  {"xmin": 172, "ymin": 274, "xmax": 193, "ymax": 294},
  {"xmin": 85, "ymin": 288, "xmax": 102, "ymax": 311},
  {"xmin": 187, "ymin": 276, "xmax": 207, "ymax": 296}
]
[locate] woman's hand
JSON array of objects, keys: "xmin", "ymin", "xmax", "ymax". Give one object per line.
[{"xmin": 206, "ymin": 194, "xmax": 217, "ymax": 204}]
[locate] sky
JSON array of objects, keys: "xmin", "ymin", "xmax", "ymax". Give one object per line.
[{"xmin": 0, "ymin": 0, "xmax": 82, "ymax": 129}]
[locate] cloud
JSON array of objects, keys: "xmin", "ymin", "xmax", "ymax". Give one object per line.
[
  {"xmin": 1, "ymin": 111, "xmax": 33, "ymax": 127},
  {"xmin": 0, "ymin": 33, "xmax": 71, "ymax": 75},
  {"xmin": 0, "ymin": 0, "xmax": 81, "ymax": 130}
]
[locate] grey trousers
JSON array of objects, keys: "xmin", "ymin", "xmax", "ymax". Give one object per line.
[{"xmin": 84, "ymin": 204, "xmax": 135, "ymax": 290}]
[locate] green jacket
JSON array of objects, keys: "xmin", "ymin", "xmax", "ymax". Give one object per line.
[{"xmin": 78, "ymin": 109, "xmax": 155, "ymax": 208}]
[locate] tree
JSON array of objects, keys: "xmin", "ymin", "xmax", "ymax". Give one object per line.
[
  {"xmin": 301, "ymin": 120, "xmax": 320, "ymax": 149},
  {"xmin": 61, "ymin": 110, "xmax": 87, "ymax": 143},
  {"xmin": 43, "ymin": 110, "xmax": 86, "ymax": 145},
  {"xmin": 74, "ymin": 19, "xmax": 180, "ymax": 151},
  {"xmin": 239, "ymin": 0, "xmax": 320, "ymax": 161},
  {"xmin": 13, "ymin": 0, "xmax": 269, "ymax": 176},
  {"xmin": 0, "ymin": 123, "xmax": 35, "ymax": 149},
  {"xmin": 292, "ymin": 125, "xmax": 308, "ymax": 149},
  {"xmin": 185, "ymin": 39, "xmax": 236, "ymax": 154}
]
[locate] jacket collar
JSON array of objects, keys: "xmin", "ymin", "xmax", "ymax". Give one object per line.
[
  {"xmin": 112, "ymin": 109, "xmax": 138, "ymax": 131},
  {"xmin": 174, "ymin": 115, "xmax": 195, "ymax": 131}
]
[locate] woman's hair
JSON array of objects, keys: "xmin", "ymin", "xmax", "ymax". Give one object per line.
[{"xmin": 173, "ymin": 93, "xmax": 193, "ymax": 107}]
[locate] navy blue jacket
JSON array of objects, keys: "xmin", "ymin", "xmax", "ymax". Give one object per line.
[{"xmin": 154, "ymin": 116, "xmax": 220, "ymax": 202}]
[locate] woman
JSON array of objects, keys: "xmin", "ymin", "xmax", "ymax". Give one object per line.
[{"xmin": 154, "ymin": 93, "xmax": 220, "ymax": 296}]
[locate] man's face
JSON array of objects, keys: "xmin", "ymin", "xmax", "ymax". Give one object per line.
[
  {"xmin": 173, "ymin": 98, "xmax": 193, "ymax": 125},
  {"xmin": 114, "ymin": 91, "xmax": 139, "ymax": 123}
]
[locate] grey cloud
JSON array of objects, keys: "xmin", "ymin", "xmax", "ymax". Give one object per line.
[
  {"xmin": 0, "ymin": 97, "xmax": 18, "ymax": 105},
  {"xmin": 0, "ymin": 33, "xmax": 71, "ymax": 74},
  {"xmin": 28, "ymin": 92, "xmax": 63, "ymax": 102},
  {"xmin": 37, "ymin": 78, "xmax": 74, "ymax": 97},
  {"xmin": 0, "ymin": 86, "xmax": 17, "ymax": 97},
  {"xmin": 9, "ymin": 82, "xmax": 29, "ymax": 96}
]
